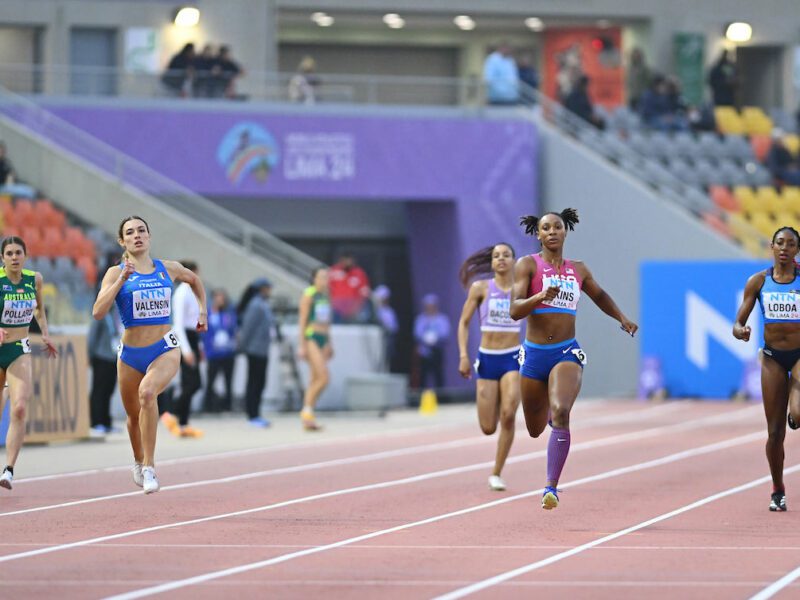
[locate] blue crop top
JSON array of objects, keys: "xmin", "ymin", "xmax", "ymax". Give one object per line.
[
  {"xmin": 115, "ymin": 259, "xmax": 174, "ymax": 329},
  {"xmin": 758, "ymin": 267, "xmax": 800, "ymax": 324}
]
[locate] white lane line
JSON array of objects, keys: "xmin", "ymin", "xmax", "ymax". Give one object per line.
[
  {"xmin": 101, "ymin": 430, "xmax": 764, "ymax": 599},
  {"xmin": 750, "ymin": 564, "xmax": 800, "ymax": 599},
  {"xmin": 0, "ymin": 412, "xmax": 758, "ymax": 563},
  {"xmin": 0, "ymin": 400, "xmax": 713, "ymax": 519},
  {"xmin": 15, "ymin": 398, "xmax": 658, "ymax": 486},
  {"xmin": 435, "ymin": 463, "xmax": 800, "ymax": 600}
]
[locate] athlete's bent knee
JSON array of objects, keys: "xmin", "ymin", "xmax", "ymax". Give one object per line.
[
  {"xmin": 138, "ymin": 385, "xmax": 158, "ymax": 409},
  {"xmin": 10, "ymin": 403, "xmax": 25, "ymax": 422},
  {"xmin": 499, "ymin": 411, "xmax": 515, "ymax": 432},
  {"xmin": 550, "ymin": 406, "xmax": 570, "ymax": 428}
]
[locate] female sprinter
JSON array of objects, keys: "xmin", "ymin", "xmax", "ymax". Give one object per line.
[
  {"xmin": 92, "ymin": 216, "xmax": 207, "ymax": 494},
  {"xmin": 297, "ymin": 267, "xmax": 332, "ymax": 431},
  {"xmin": 733, "ymin": 226, "xmax": 800, "ymax": 512},
  {"xmin": 0, "ymin": 236, "xmax": 57, "ymax": 490},
  {"xmin": 510, "ymin": 209, "xmax": 638, "ymax": 509},
  {"xmin": 457, "ymin": 243, "xmax": 521, "ymax": 491}
]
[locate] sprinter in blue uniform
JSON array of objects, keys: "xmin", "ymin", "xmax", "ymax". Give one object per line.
[
  {"xmin": 734, "ymin": 226, "xmax": 800, "ymax": 512},
  {"xmin": 93, "ymin": 216, "xmax": 207, "ymax": 494}
]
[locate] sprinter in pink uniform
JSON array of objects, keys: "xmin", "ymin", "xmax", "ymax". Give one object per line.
[
  {"xmin": 510, "ymin": 209, "xmax": 638, "ymax": 509},
  {"xmin": 458, "ymin": 243, "xmax": 521, "ymax": 491}
]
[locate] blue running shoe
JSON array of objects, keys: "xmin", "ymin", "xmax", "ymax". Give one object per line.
[{"xmin": 542, "ymin": 486, "xmax": 559, "ymax": 510}]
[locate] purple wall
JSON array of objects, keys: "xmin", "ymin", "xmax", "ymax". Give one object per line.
[{"xmin": 35, "ymin": 103, "xmax": 539, "ymax": 387}]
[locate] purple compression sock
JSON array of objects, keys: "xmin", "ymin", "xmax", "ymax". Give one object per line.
[{"xmin": 546, "ymin": 427, "xmax": 571, "ymax": 484}]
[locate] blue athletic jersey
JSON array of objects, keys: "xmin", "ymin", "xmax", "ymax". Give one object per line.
[
  {"xmin": 758, "ymin": 267, "xmax": 800, "ymax": 324},
  {"xmin": 115, "ymin": 259, "xmax": 173, "ymax": 329}
]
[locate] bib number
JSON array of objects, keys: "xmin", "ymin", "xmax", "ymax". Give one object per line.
[
  {"xmin": 518, "ymin": 345, "xmax": 526, "ymax": 367},
  {"xmin": 21, "ymin": 338, "xmax": 31, "ymax": 354},
  {"xmin": 571, "ymin": 348, "xmax": 587, "ymax": 365},
  {"xmin": 164, "ymin": 332, "xmax": 180, "ymax": 348}
]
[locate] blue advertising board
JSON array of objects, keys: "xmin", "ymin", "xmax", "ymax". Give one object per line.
[{"xmin": 641, "ymin": 260, "xmax": 767, "ymax": 398}]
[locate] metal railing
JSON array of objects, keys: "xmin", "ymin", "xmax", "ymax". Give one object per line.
[{"xmin": 0, "ymin": 84, "xmax": 323, "ymax": 278}]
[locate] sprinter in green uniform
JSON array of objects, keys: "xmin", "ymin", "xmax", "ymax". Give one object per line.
[
  {"xmin": 297, "ymin": 267, "xmax": 332, "ymax": 431},
  {"xmin": 0, "ymin": 236, "xmax": 57, "ymax": 490}
]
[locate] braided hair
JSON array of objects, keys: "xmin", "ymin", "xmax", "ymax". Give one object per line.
[
  {"xmin": 519, "ymin": 208, "xmax": 580, "ymax": 236},
  {"xmin": 458, "ymin": 243, "xmax": 516, "ymax": 288},
  {"xmin": 772, "ymin": 226, "xmax": 800, "ymax": 245}
]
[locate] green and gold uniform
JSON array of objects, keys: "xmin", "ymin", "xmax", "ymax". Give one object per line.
[
  {"xmin": 0, "ymin": 268, "xmax": 36, "ymax": 369},
  {"xmin": 303, "ymin": 285, "xmax": 331, "ymax": 349}
]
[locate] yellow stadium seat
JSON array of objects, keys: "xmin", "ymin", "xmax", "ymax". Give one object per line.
[
  {"xmin": 741, "ymin": 106, "xmax": 774, "ymax": 136},
  {"xmin": 734, "ymin": 186, "xmax": 758, "ymax": 214},
  {"xmin": 774, "ymin": 211, "xmax": 799, "ymax": 229},
  {"xmin": 741, "ymin": 236, "xmax": 767, "ymax": 257},
  {"xmin": 727, "ymin": 212, "xmax": 758, "ymax": 240},
  {"xmin": 782, "ymin": 187, "xmax": 800, "ymax": 214},
  {"xmin": 755, "ymin": 186, "xmax": 781, "ymax": 213},
  {"xmin": 748, "ymin": 211, "xmax": 776, "ymax": 237},
  {"xmin": 784, "ymin": 134, "xmax": 800, "ymax": 157},
  {"xmin": 715, "ymin": 106, "xmax": 746, "ymax": 135}
]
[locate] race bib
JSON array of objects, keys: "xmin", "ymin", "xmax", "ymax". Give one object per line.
[
  {"xmin": 132, "ymin": 287, "xmax": 171, "ymax": 320},
  {"xmin": 762, "ymin": 292, "xmax": 800, "ymax": 321},
  {"xmin": 571, "ymin": 347, "xmax": 588, "ymax": 365},
  {"xmin": 2, "ymin": 298, "xmax": 36, "ymax": 326},
  {"xmin": 486, "ymin": 297, "xmax": 514, "ymax": 327},
  {"xmin": 164, "ymin": 331, "xmax": 180, "ymax": 348},
  {"xmin": 315, "ymin": 301, "xmax": 332, "ymax": 324},
  {"xmin": 541, "ymin": 275, "xmax": 581, "ymax": 311},
  {"xmin": 518, "ymin": 345, "xmax": 526, "ymax": 366},
  {"xmin": 20, "ymin": 338, "xmax": 31, "ymax": 354}
]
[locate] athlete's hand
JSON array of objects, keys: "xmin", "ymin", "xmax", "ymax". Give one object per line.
[
  {"xmin": 41, "ymin": 335, "xmax": 58, "ymax": 358},
  {"xmin": 0, "ymin": 329, "xmax": 8, "ymax": 346},
  {"xmin": 734, "ymin": 323, "xmax": 751, "ymax": 341},
  {"xmin": 196, "ymin": 313, "xmax": 208, "ymax": 333},
  {"xmin": 619, "ymin": 318, "xmax": 638, "ymax": 337},
  {"xmin": 539, "ymin": 285, "xmax": 560, "ymax": 303},
  {"xmin": 458, "ymin": 356, "xmax": 472, "ymax": 379},
  {"xmin": 119, "ymin": 259, "xmax": 135, "ymax": 282}
]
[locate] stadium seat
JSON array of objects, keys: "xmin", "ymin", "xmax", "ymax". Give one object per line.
[
  {"xmin": 734, "ymin": 186, "xmax": 758, "ymax": 214},
  {"xmin": 746, "ymin": 164, "xmax": 774, "ymax": 187},
  {"xmin": 709, "ymin": 186, "xmax": 740, "ymax": 212},
  {"xmin": 750, "ymin": 134, "xmax": 772, "ymax": 163},
  {"xmin": 42, "ymin": 227, "xmax": 67, "ymax": 259},
  {"xmin": 755, "ymin": 187, "xmax": 781, "ymax": 213},
  {"xmin": 702, "ymin": 211, "xmax": 731, "ymax": 238},
  {"xmin": 782, "ymin": 187, "xmax": 800, "ymax": 215},
  {"xmin": 741, "ymin": 106, "xmax": 774, "ymax": 136},
  {"xmin": 748, "ymin": 211, "xmax": 776, "ymax": 237},
  {"xmin": 715, "ymin": 107, "xmax": 746, "ymax": 135},
  {"xmin": 720, "ymin": 135, "xmax": 755, "ymax": 162},
  {"xmin": 784, "ymin": 134, "xmax": 800, "ymax": 157},
  {"xmin": 773, "ymin": 210, "xmax": 799, "ymax": 229},
  {"xmin": 21, "ymin": 227, "xmax": 45, "ymax": 257},
  {"xmin": 76, "ymin": 255, "xmax": 98, "ymax": 286}
]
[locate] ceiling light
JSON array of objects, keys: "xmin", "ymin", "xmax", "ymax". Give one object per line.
[
  {"xmin": 311, "ymin": 12, "xmax": 327, "ymax": 21},
  {"xmin": 725, "ymin": 22, "xmax": 752, "ymax": 43},
  {"xmin": 316, "ymin": 15, "xmax": 334, "ymax": 27},
  {"xmin": 524, "ymin": 17, "xmax": 544, "ymax": 31},
  {"xmin": 454, "ymin": 15, "xmax": 476, "ymax": 31},
  {"xmin": 173, "ymin": 6, "xmax": 200, "ymax": 27},
  {"xmin": 383, "ymin": 13, "xmax": 405, "ymax": 28}
]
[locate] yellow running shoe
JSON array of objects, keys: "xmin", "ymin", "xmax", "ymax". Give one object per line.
[{"xmin": 542, "ymin": 486, "xmax": 560, "ymax": 510}]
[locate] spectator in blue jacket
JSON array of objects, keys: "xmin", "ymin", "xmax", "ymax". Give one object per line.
[
  {"xmin": 238, "ymin": 278, "xmax": 274, "ymax": 427},
  {"xmin": 483, "ymin": 42, "xmax": 519, "ymax": 105},
  {"xmin": 202, "ymin": 289, "xmax": 238, "ymax": 412}
]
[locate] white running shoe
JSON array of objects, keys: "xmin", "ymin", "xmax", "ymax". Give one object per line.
[
  {"xmin": 488, "ymin": 475, "xmax": 506, "ymax": 491},
  {"xmin": 132, "ymin": 463, "xmax": 144, "ymax": 488},
  {"xmin": 0, "ymin": 468, "xmax": 12, "ymax": 490},
  {"xmin": 142, "ymin": 466, "xmax": 159, "ymax": 494}
]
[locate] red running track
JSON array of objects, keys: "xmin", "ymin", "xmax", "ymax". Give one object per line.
[{"xmin": 2, "ymin": 400, "xmax": 800, "ymax": 599}]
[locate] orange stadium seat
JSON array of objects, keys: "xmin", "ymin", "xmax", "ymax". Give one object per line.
[
  {"xmin": 13, "ymin": 200, "xmax": 36, "ymax": 229},
  {"xmin": 709, "ymin": 186, "xmax": 740, "ymax": 212},
  {"xmin": 76, "ymin": 255, "xmax": 97, "ymax": 286},
  {"xmin": 702, "ymin": 211, "xmax": 731, "ymax": 237},
  {"xmin": 21, "ymin": 227, "xmax": 45, "ymax": 257},
  {"xmin": 42, "ymin": 227, "xmax": 67, "ymax": 259},
  {"xmin": 750, "ymin": 134, "xmax": 772, "ymax": 163}
]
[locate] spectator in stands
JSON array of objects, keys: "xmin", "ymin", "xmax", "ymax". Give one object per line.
[
  {"xmin": 766, "ymin": 128, "xmax": 800, "ymax": 185},
  {"xmin": 238, "ymin": 278, "xmax": 274, "ymax": 427},
  {"xmin": 687, "ymin": 102, "xmax": 717, "ymax": 133},
  {"xmin": 373, "ymin": 285, "xmax": 398, "ymax": 372},
  {"xmin": 329, "ymin": 252, "xmax": 371, "ymax": 324},
  {"xmin": 626, "ymin": 47, "xmax": 651, "ymax": 110},
  {"xmin": 288, "ymin": 56, "xmax": 320, "ymax": 105},
  {"xmin": 160, "ymin": 260, "xmax": 204, "ymax": 438},
  {"xmin": 516, "ymin": 52, "xmax": 539, "ymax": 103},
  {"xmin": 202, "ymin": 289, "xmax": 237, "ymax": 412},
  {"xmin": 555, "ymin": 45, "xmax": 583, "ymax": 102},
  {"xmin": 193, "ymin": 43, "xmax": 219, "ymax": 98},
  {"xmin": 414, "ymin": 293, "xmax": 450, "ymax": 390},
  {"xmin": 638, "ymin": 75, "xmax": 690, "ymax": 132},
  {"xmin": 564, "ymin": 75, "xmax": 605, "ymax": 130},
  {"xmin": 88, "ymin": 295, "xmax": 121, "ymax": 436},
  {"xmin": 0, "ymin": 142, "xmax": 15, "ymax": 186},
  {"xmin": 214, "ymin": 45, "xmax": 243, "ymax": 99},
  {"xmin": 708, "ymin": 50, "xmax": 738, "ymax": 107},
  {"xmin": 162, "ymin": 43, "xmax": 195, "ymax": 97},
  {"xmin": 483, "ymin": 42, "xmax": 520, "ymax": 106}
]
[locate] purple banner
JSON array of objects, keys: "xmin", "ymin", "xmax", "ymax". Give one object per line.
[{"xmin": 39, "ymin": 103, "xmax": 538, "ymax": 387}]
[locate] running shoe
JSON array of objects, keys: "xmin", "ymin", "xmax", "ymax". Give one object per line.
[
  {"xmin": 142, "ymin": 466, "xmax": 160, "ymax": 494},
  {"xmin": 248, "ymin": 417, "xmax": 271, "ymax": 428},
  {"xmin": 770, "ymin": 490, "xmax": 787, "ymax": 512},
  {"xmin": 789, "ymin": 414, "xmax": 799, "ymax": 431},
  {"xmin": 301, "ymin": 408, "xmax": 322, "ymax": 431},
  {"xmin": 0, "ymin": 468, "xmax": 13, "ymax": 490},
  {"xmin": 542, "ymin": 486, "xmax": 559, "ymax": 510},
  {"xmin": 160, "ymin": 412, "xmax": 180, "ymax": 436},
  {"xmin": 488, "ymin": 475, "xmax": 507, "ymax": 491},
  {"xmin": 132, "ymin": 462, "xmax": 144, "ymax": 487},
  {"xmin": 179, "ymin": 425, "xmax": 204, "ymax": 438}
]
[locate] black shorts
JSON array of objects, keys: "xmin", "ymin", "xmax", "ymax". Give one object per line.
[{"xmin": 763, "ymin": 345, "xmax": 800, "ymax": 372}]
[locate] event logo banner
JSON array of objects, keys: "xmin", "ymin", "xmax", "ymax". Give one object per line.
[{"xmin": 641, "ymin": 260, "xmax": 766, "ymax": 398}]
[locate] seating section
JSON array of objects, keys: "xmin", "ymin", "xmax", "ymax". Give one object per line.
[
  {"xmin": 577, "ymin": 104, "xmax": 800, "ymax": 259},
  {"xmin": 0, "ymin": 193, "xmax": 119, "ymax": 324}
]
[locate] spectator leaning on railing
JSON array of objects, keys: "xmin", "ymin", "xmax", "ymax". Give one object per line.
[{"xmin": 483, "ymin": 42, "xmax": 520, "ymax": 106}]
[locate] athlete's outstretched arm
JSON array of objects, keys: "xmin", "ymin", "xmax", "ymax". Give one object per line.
[
  {"xmin": 579, "ymin": 263, "xmax": 638, "ymax": 336},
  {"xmin": 510, "ymin": 255, "xmax": 558, "ymax": 320},
  {"xmin": 457, "ymin": 280, "xmax": 484, "ymax": 378},
  {"xmin": 165, "ymin": 261, "xmax": 208, "ymax": 332},
  {"xmin": 733, "ymin": 272, "xmax": 764, "ymax": 342}
]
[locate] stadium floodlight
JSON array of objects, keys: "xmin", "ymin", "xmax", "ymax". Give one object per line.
[
  {"xmin": 383, "ymin": 13, "xmax": 405, "ymax": 29},
  {"xmin": 454, "ymin": 15, "xmax": 476, "ymax": 31},
  {"xmin": 524, "ymin": 17, "xmax": 544, "ymax": 32},
  {"xmin": 725, "ymin": 22, "xmax": 752, "ymax": 43},
  {"xmin": 173, "ymin": 6, "xmax": 200, "ymax": 28}
]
